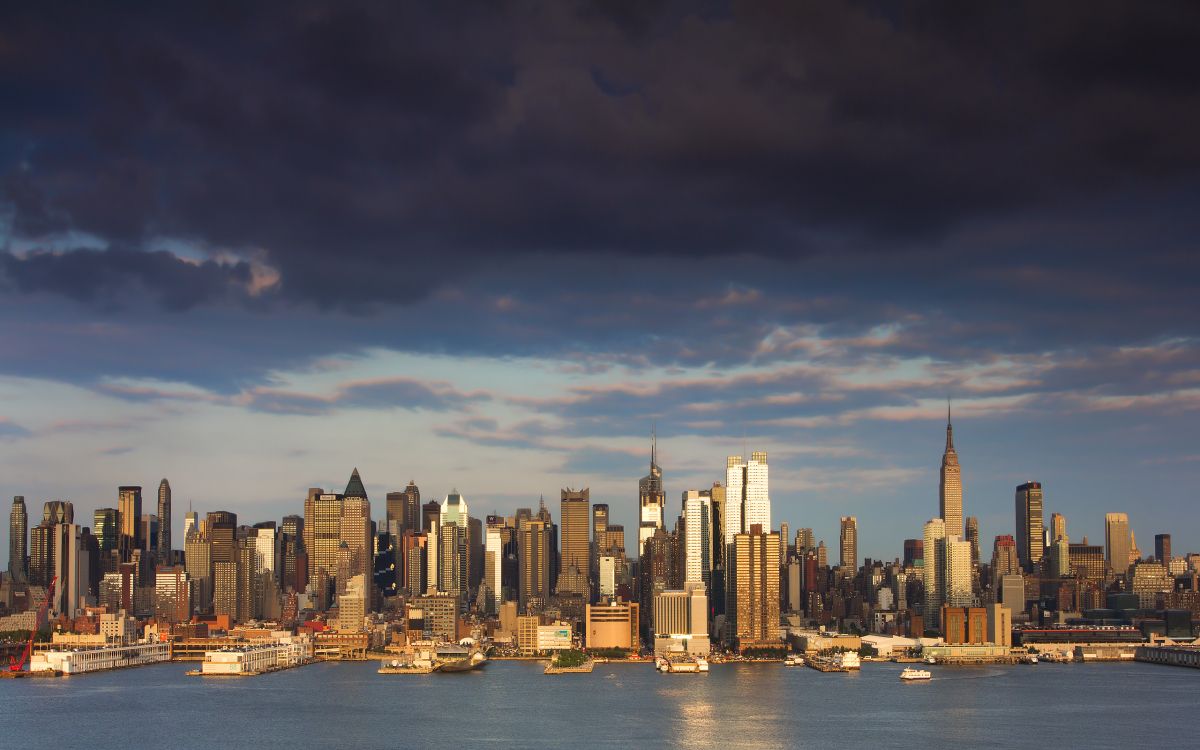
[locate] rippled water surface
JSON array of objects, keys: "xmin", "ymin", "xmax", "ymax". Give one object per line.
[{"xmin": 2, "ymin": 659, "xmax": 1196, "ymax": 748}]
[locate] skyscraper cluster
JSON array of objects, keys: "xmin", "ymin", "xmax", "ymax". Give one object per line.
[{"xmin": 1, "ymin": 416, "xmax": 1194, "ymax": 652}]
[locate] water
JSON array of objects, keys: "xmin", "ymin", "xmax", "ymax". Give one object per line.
[{"xmin": 2, "ymin": 660, "xmax": 1196, "ymax": 748}]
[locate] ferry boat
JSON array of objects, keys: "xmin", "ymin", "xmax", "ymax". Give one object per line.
[
  {"xmin": 837, "ymin": 651, "xmax": 860, "ymax": 670},
  {"xmin": 899, "ymin": 667, "xmax": 932, "ymax": 681}
]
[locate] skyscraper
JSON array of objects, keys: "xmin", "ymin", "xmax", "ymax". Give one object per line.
[
  {"xmin": 839, "ymin": 516, "xmax": 858, "ymax": 570},
  {"xmin": 484, "ymin": 519, "xmax": 503, "ymax": 613},
  {"xmin": 93, "ymin": 508, "xmax": 118, "ymax": 554},
  {"xmin": 903, "ymin": 538, "xmax": 923, "ymax": 568},
  {"xmin": 923, "ymin": 518, "xmax": 946, "ymax": 628},
  {"xmin": 9, "ymin": 496, "xmax": 27, "ymax": 583},
  {"xmin": 518, "ymin": 518, "xmax": 551, "ymax": 613},
  {"xmin": 421, "ymin": 500, "xmax": 441, "ymax": 533},
  {"xmin": 340, "ymin": 470, "xmax": 372, "ymax": 583},
  {"xmin": 591, "ymin": 502, "xmax": 609, "ymax": 591},
  {"xmin": 965, "ymin": 517, "xmax": 979, "ymax": 566},
  {"xmin": 939, "ymin": 406, "xmax": 963, "ymax": 539},
  {"xmin": 945, "ymin": 536, "xmax": 972, "ymax": 607},
  {"xmin": 157, "ymin": 478, "xmax": 171, "ymax": 562},
  {"xmin": 29, "ymin": 521, "xmax": 53, "ymax": 587},
  {"xmin": 306, "ymin": 491, "xmax": 342, "ymax": 587},
  {"xmin": 117, "ymin": 486, "xmax": 142, "ymax": 562},
  {"xmin": 1155, "ymin": 534, "xmax": 1172, "ymax": 565},
  {"xmin": 682, "ymin": 489, "xmax": 712, "ymax": 586},
  {"xmin": 386, "ymin": 481, "xmax": 420, "ymax": 534},
  {"xmin": 991, "ymin": 535, "xmax": 1020, "ymax": 579},
  {"xmin": 639, "ymin": 432, "xmax": 665, "ymax": 550},
  {"xmin": 1015, "ymin": 482, "xmax": 1044, "ymax": 572},
  {"xmin": 1105, "ymin": 512, "xmax": 1131, "ymax": 576},
  {"xmin": 728, "ymin": 524, "xmax": 780, "ymax": 651},
  {"xmin": 725, "ymin": 451, "xmax": 769, "ymax": 545},
  {"xmin": 1050, "ymin": 512, "xmax": 1068, "ymax": 543},
  {"xmin": 558, "ymin": 488, "xmax": 590, "ymax": 597}
]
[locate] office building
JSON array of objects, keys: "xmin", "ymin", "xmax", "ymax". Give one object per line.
[
  {"xmin": 682, "ymin": 489, "xmax": 712, "ymax": 586},
  {"xmin": 903, "ymin": 539, "xmax": 923, "ymax": 568},
  {"xmin": 52, "ymin": 522, "xmax": 90, "ymax": 617},
  {"xmin": 1050, "ymin": 513, "xmax": 1068, "ymax": 543},
  {"xmin": 386, "ymin": 480, "xmax": 420, "ymax": 534},
  {"xmin": 558, "ymin": 488, "xmax": 590, "ymax": 596},
  {"xmin": 213, "ymin": 560, "xmax": 238, "ymax": 622},
  {"xmin": 1015, "ymin": 482, "xmax": 1044, "ymax": 572},
  {"xmin": 999, "ymin": 574, "xmax": 1025, "ymax": 618},
  {"xmin": 184, "ymin": 527, "xmax": 212, "ymax": 613},
  {"xmin": 725, "ymin": 451, "xmax": 769, "ymax": 545},
  {"xmin": 305, "ymin": 491, "xmax": 342, "ymax": 586},
  {"xmin": 1105, "ymin": 513, "xmax": 1131, "ymax": 576},
  {"xmin": 728, "ymin": 524, "xmax": 780, "ymax": 651},
  {"xmin": 986, "ymin": 602, "xmax": 1012, "ymax": 647},
  {"xmin": 93, "ymin": 508, "xmax": 118, "ymax": 556},
  {"xmin": 939, "ymin": 406, "xmax": 963, "ymax": 538},
  {"xmin": 991, "ymin": 535, "xmax": 1019, "ymax": 579},
  {"xmin": 585, "ymin": 601, "xmax": 640, "ymax": 651},
  {"xmin": 945, "ymin": 536, "xmax": 972, "ymax": 607},
  {"xmin": 157, "ymin": 479, "xmax": 171, "ymax": 562},
  {"xmin": 519, "ymin": 518, "xmax": 552, "ymax": 613},
  {"xmin": 598, "ymin": 555, "xmax": 616, "ymax": 598},
  {"xmin": 839, "ymin": 516, "xmax": 858, "ymax": 571},
  {"xmin": 9, "ymin": 496, "xmax": 27, "ymax": 583},
  {"xmin": 1069, "ymin": 541, "xmax": 1107, "ymax": 581},
  {"xmin": 639, "ymin": 435, "xmax": 665, "ymax": 549},
  {"xmin": 1155, "ymin": 534, "xmax": 1171, "ymax": 565},
  {"xmin": 117, "ymin": 486, "xmax": 141, "ymax": 562},
  {"xmin": 923, "ymin": 518, "xmax": 946, "ymax": 628},
  {"xmin": 484, "ymin": 520, "xmax": 503, "ymax": 613},
  {"xmin": 338, "ymin": 573, "xmax": 367, "ymax": 631},
  {"xmin": 154, "ymin": 565, "xmax": 191, "ymax": 622}
]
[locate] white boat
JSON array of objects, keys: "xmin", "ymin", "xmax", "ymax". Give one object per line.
[
  {"xmin": 836, "ymin": 651, "xmax": 860, "ymax": 670},
  {"xmin": 900, "ymin": 667, "xmax": 932, "ymax": 681},
  {"xmin": 926, "ymin": 656, "xmax": 936, "ymax": 665},
  {"xmin": 696, "ymin": 657, "xmax": 709, "ymax": 673},
  {"xmin": 784, "ymin": 655, "xmax": 802, "ymax": 666},
  {"xmin": 655, "ymin": 656, "xmax": 669, "ymax": 672}
]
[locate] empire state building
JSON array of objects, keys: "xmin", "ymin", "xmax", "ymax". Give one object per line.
[{"xmin": 939, "ymin": 405, "xmax": 963, "ymax": 539}]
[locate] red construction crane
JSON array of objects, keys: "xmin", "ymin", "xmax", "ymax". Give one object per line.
[{"xmin": 8, "ymin": 576, "xmax": 57, "ymax": 672}]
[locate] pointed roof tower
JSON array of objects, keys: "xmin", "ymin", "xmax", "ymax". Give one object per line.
[
  {"xmin": 344, "ymin": 468, "xmax": 367, "ymax": 499},
  {"xmin": 945, "ymin": 399, "xmax": 955, "ymax": 452}
]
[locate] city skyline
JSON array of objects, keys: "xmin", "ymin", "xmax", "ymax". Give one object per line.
[
  {"xmin": 3, "ymin": 6, "xmax": 1199, "ymax": 579},
  {"xmin": 1, "ymin": 416, "xmax": 1184, "ymax": 567}
]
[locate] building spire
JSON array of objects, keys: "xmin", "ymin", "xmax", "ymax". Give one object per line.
[
  {"xmin": 650, "ymin": 423, "xmax": 657, "ymax": 469},
  {"xmin": 945, "ymin": 398, "xmax": 955, "ymax": 452}
]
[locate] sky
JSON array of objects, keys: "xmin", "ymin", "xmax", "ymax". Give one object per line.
[{"xmin": 2, "ymin": 1, "xmax": 1199, "ymax": 563}]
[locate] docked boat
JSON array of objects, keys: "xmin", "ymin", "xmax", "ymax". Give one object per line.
[
  {"xmin": 837, "ymin": 651, "xmax": 860, "ymax": 670},
  {"xmin": 378, "ymin": 658, "xmax": 435, "ymax": 675},
  {"xmin": 900, "ymin": 667, "xmax": 932, "ymax": 681},
  {"xmin": 437, "ymin": 651, "xmax": 488, "ymax": 673},
  {"xmin": 784, "ymin": 655, "xmax": 803, "ymax": 666},
  {"xmin": 657, "ymin": 653, "xmax": 707, "ymax": 674}
]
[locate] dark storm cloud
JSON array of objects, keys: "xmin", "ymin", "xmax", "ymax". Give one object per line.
[
  {"xmin": 0, "ymin": 0, "xmax": 1198, "ymax": 401},
  {"xmin": 3, "ymin": 1, "xmax": 1200, "ymax": 303},
  {"xmin": 1, "ymin": 247, "xmax": 254, "ymax": 311}
]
